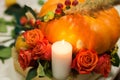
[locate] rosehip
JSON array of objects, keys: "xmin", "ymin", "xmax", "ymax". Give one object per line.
[
  {"xmin": 57, "ymin": 3, "xmax": 63, "ymax": 9},
  {"xmin": 35, "ymin": 20, "xmax": 41, "ymax": 26},
  {"xmin": 20, "ymin": 16, "xmax": 28, "ymax": 25},
  {"xmin": 55, "ymin": 8, "xmax": 62, "ymax": 15},
  {"xmin": 65, "ymin": 0, "xmax": 71, "ymax": 6},
  {"xmin": 72, "ymin": 0, "xmax": 78, "ymax": 6},
  {"xmin": 29, "ymin": 18, "xmax": 35, "ymax": 27}
]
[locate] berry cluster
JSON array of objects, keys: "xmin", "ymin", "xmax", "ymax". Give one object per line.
[
  {"xmin": 29, "ymin": 18, "xmax": 41, "ymax": 28},
  {"xmin": 55, "ymin": 0, "xmax": 78, "ymax": 15},
  {"xmin": 72, "ymin": 0, "xmax": 79, "ymax": 6},
  {"xmin": 20, "ymin": 16, "xmax": 41, "ymax": 28},
  {"xmin": 29, "ymin": 11, "xmax": 55, "ymax": 28},
  {"xmin": 55, "ymin": 3, "xmax": 63, "ymax": 15},
  {"xmin": 20, "ymin": 0, "xmax": 79, "ymax": 28}
]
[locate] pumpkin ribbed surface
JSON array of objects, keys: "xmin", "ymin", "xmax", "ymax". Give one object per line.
[{"xmin": 39, "ymin": 1, "xmax": 120, "ymax": 54}]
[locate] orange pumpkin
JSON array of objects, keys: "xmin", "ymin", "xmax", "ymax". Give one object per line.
[{"xmin": 39, "ymin": 0, "xmax": 120, "ymax": 54}]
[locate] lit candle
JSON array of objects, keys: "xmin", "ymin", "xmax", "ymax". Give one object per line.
[{"xmin": 52, "ymin": 40, "xmax": 72, "ymax": 80}]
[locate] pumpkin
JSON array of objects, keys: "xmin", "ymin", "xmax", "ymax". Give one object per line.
[{"xmin": 39, "ymin": 0, "xmax": 120, "ymax": 54}]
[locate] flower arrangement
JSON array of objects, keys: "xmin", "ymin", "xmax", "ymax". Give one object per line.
[{"xmin": 14, "ymin": 0, "xmax": 120, "ymax": 80}]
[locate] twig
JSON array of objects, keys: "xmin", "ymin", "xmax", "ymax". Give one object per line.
[
  {"xmin": 0, "ymin": 38, "xmax": 13, "ymax": 44},
  {"xmin": 0, "ymin": 35, "xmax": 12, "ymax": 37},
  {"xmin": 65, "ymin": 0, "xmax": 120, "ymax": 15}
]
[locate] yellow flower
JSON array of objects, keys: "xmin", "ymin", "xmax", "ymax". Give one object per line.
[
  {"xmin": 5, "ymin": 0, "xmax": 16, "ymax": 7},
  {"xmin": 15, "ymin": 35, "xmax": 28, "ymax": 52}
]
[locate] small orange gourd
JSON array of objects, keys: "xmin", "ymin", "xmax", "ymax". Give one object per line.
[{"xmin": 39, "ymin": 0, "xmax": 120, "ymax": 54}]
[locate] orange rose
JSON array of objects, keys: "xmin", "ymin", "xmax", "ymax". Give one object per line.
[
  {"xmin": 94, "ymin": 54, "xmax": 111, "ymax": 77},
  {"xmin": 32, "ymin": 39, "xmax": 51, "ymax": 60},
  {"xmin": 23, "ymin": 29, "xmax": 44, "ymax": 47},
  {"xmin": 18, "ymin": 49, "xmax": 32, "ymax": 70},
  {"xmin": 72, "ymin": 49, "xmax": 98, "ymax": 74}
]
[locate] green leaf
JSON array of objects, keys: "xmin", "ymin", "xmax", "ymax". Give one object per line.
[
  {"xmin": 38, "ymin": 0, "xmax": 44, "ymax": 6},
  {"xmin": 0, "ymin": 18, "xmax": 5, "ymax": 22},
  {"xmin": 26, "ymin": 68, "xmax": 37, "ymax": 80},
  {"xmin": 0, "ymin": 46, "xmax": 11, "ymax": 63},
  {"xmin": 45, "ymin": 69, "xmax": 53, "ymax": 78},
  {"xmin": 44, "ymin": 61, "xmax": 53, "ymax": 78},
  {"xmin": 0, "ymin": 18, "xmax": 14, "ymax": 33},
  {"xmin": 37, "ymin": 60, "xmax": 52, "ymax": 78},
  {"xmin": 5, "ymin": 4, "xmax": 26, "ymax": 24},
  {"xmin": 4, "ymin": 4, "xmax": 22, "ymax": 15},
  {"xmin": 0, "ymin": 23, "xmax": 7, "ymax": 32},
  {"xmin": 0, "ymin": 18, "xmax": 7, "ymax": 33},
  {"xmin": 111, "ymin": 53, "xmax": 120, "ymax": 67},
  {"xmin": 5, "ymin": 4, "xmax": 36, "ymax": 39},
  {"xmin": 0, "ymin": 18, "xmax": 14, "ymax": 26},
  {"xmin": 0, "ymin": 46, "xmax": 6, "ymax": 49},
  {"xmin": 0, "ymin": 46, "xmax": 11, "ymax": 58},
  {"xmin": 37, "ymin": 62, "xmax": 45, "ymax": 77},
  {"xmin": 6, "ymin": 20, "xmax": 14, "ymax": 26},
  {"xmin": 0, "ymin": 57, "xmax": 5, "ymax": 63},
  {"xmin": 111, "ymin": 46, "xmax": 120, "ymax": 67}
]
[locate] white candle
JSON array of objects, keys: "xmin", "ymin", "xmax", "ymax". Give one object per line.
[{"xmin": 52, "ymin": 40, "xmax": 72, "ymax": 80}]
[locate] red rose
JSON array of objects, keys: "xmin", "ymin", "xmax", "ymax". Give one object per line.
[
  {"xmin": 32, "ymin": 39, "xmax": 51, "ymax": 60},
  {"xmin": 23, "ymin": 29, "xmax": 44, "ymax": 47},
  {"xmin": 94, "ymin": 54, "xmax": 111, "ymax": 77},
  {"xmin": 72, "ymin": 49, "xmax": 98, "ymax": 74},
  {"xmin": 18, "ymin": 49, "xmax": 32, "ymax": 70}
]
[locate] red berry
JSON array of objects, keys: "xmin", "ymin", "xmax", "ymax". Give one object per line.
[
  {"xmin": 35, "ymin": 20, "xmax": 41, "ymax": 26},
  {"xmin": 20, "ymin": 16, "xmax": 28, "ymax": 25},
  {"xmin": 55, "ymin": 8, "xmax": 62, "ymax": 14},
  {"xmin": 57, "ymin": 3, "xmax": 63, "ymax": 9},
  {"xmin": 65, "ymin": 0, "xmax": 71, "ymax": 6},
  {"xmin": 29, "ymin": 18, "xmax": 35, "ymax": 26},
  {"xmin": 72, "ymin": 0, "xmax": 78, "ymax": 6}
]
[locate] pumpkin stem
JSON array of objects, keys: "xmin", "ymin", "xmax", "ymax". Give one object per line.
[{"xmin": 65, "ymin": 0, "xmax": 120, "ymax": 15}]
